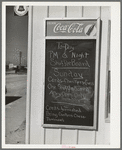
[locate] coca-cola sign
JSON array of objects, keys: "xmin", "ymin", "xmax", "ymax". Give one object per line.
[
  {"xmin": 46, "ymin": 20, "xmax": 97, "ymax": 36},
  {"xmin": 53, "ymin": 23, "xmax": 84, "ymax": 33}
]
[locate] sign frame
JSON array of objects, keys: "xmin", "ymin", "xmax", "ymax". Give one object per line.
[{"xmin": 42, "ymin": 18, "xmax": 100, "ymax": 130}]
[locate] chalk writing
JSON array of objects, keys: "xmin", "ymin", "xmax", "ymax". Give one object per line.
[
  {"xmin": 49, "ymin": 89, "xmax": 93, "ymax": 101},
  {"xmin": 57, "ymin": 42, "xmax": 74, "ymax": 51},
  {"xmin": 46, "ymin": 111, "xmax": 86, "ymax": 119},
  {"xmin": 46, "ymin": 105, "xmax": 83, "ymax": 113},
  {"xmin": 53, "ymin": 68, "xmax": 83, "ymax": 79},
  {"xmin": 50, "ymin": 59, "xmax": 90, "ymax": 67},
  {"xmin": 47, "ymin": 83, "xmax": 56, "ymax": 90},
  {"xmin": 49, "ymin": 51, "xmax": 58, "ymax": 59},
  {"xmin": 48, "ymin": 76, "xmax": 94, "ymax": 86},
  {"xmin": 71, "ymin": 52, "xmax": 89, "ymax": 60},
  {"xmin": 57, "ymin": 84, "xmax": 92, "ymax": 93},
  {"xmin": 44, "ymin": 39, "xmax": 96, "ymax": 126},
  {"xmin": 46, "ymin": 111, "xmax": 58, "ymax": 118},
  {"xmin": 46, "ymin": 117, "xmax": 64, "ymax": 122}
]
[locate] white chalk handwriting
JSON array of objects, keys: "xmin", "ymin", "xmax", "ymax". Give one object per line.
[
  {"xmin": 50, "ymin": 59, "xmax": 90, "ymax": 67},
  {"xmin": 53, "ymin": 68, "xmax": 83, "ymax": 79},
  {"xmin": 48, "ymin": 76, "xmax": 94, "ymax": 86}
]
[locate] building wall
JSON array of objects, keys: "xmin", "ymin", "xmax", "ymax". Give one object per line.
[
  {"xmin": 28, "ymin": 6, "xmax": 111, "ymax": 144},
  {"xmin": 6, "ymin": 6, "xmax": 28, "ymax": 66}
]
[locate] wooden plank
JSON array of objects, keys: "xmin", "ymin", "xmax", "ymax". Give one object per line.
[
  {"xmin": 77, "ymin": 18, "xmax": 100, "ymax": 145},
  {"xmin": 45, "ymin": 129, "xmax": 61, "ymax": 144},
  {"xmin": 44, "ymin": 6, "xmax": 66, "ymax": 145},
  {"xmin": 43, "ymin": 124, "xmax": 97, "ymax": 130},
  {"xmin": 60, "ymin": 6, "xmax": 80, "ymax": 145},
  {"xmin": 67, "ymin": 6, "xmax": 82, "ymax": 18},
  {"xmin": 101, "ymin": 6, "xmax": 111, "ymax": 20},
  {"xmin": 104, "ymin": 123, "xmax": 110, "ymax": 144},
  {"xmin": 105, "ymin": 20, "xmax": 111, "ymax": 120},
  {"xmin": 78, "ymin": 131, "xmax": 95, "ymax": 144},
  {"xmin": 83, "ymin": 6, "xmax": 100, "ymax": 18},
  {"xmin": 28, "ymin": 6, "xmax": 111, "ymax": 145},
  {"xmin": 60, "ymin": 6, "xmax": 79, "ymax": 144},
  {"xmin": 29, "ymin": 6, "xmax": 47, "ymax": 144},
  {"xmin": 25, "ymin": 6, "xmax": 33, "ymax": 144},
  {"xmin": 45, "ymin": 36, "xmax": 96, "ymax": 39},
  {"xmin": 96, "ymin": 6, "xmax": 110, "ymax": 144},
  {"xmin": 66, "ymin": 6, "xmax": 99, "ymax": 145},
  {"xmin": 61, "ymin": 129, "xmax": 77, "ymax": 144},
  {"xmin": 49, "ymin": 6, "xmax": 65, "ymax": 18}
]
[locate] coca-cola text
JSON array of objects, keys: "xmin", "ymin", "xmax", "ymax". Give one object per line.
[{"xmin": 53, "ymin": 23, "xmax": 84, "ymax": 34}]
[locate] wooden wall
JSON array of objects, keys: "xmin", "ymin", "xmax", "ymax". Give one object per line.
[{"xmin": 27, "ymin": 6, "xmax": 111, "ymax": 145}]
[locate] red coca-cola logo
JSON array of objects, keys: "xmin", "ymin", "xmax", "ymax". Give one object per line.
[{"xmin": 53, "ymin": 23, "xmax": 84, "ymax": 34}]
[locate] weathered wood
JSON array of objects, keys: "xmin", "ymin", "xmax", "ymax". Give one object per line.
[
  {"xmin": 96, "ymin": 6, "xmax": 110, "ymax": 144},
  {"xmin": 67, "ymin": 6, "xmax": 82, "ymax": 18},
  {"xmin": 49, "ymin": 6, "xmax": 65, "ymax": 18},
  {"xmin": 62, "ymin": 129, "xmax": 77, "ymax": 144},
  {"xmin": 45, "ymin": 128, "xmax": 61, "ymax": 144},
  {"xmin": 78, "ymin": 131, "xmax": 95, "ymax": 144},
  {"xmin": 44, "ymin": 6, "xmax": 65, "ymax": 144},
  {"xmin": 83, "ymin": 6, "xmax": 100, "ymax": 18},
  {"xmin": 29, "ymin": 5, "xmax": 111, "ymax": 145},
  {"xmin": 30, "ymin": 6, "xmax": 47, "ymax": 144},
  {"xmin": 25, "ymin": 6, "xmax": 33, "ymax": 144}
]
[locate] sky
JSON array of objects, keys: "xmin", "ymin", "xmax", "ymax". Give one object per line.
[{"xmin": 6, "ymin": 6, "xmax": 28, "ymax": 66}]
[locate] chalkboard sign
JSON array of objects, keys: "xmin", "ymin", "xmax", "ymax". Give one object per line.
[
  {"xmin": 44, "ymin": 39, "xmax": 97, "ymax": 128},
  {"xmin": 43, "ymin": 18, "xmax": 100, "ymax": 130}
]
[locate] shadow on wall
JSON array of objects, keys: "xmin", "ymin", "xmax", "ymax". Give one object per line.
[{"xmin": 6, "ymin": 96, "xmax": 22, "ymax": 105}]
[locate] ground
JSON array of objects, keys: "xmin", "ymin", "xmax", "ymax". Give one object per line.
[{"xmin": 5, "ymin": 71, "xmax": 27, "ymax": 144}]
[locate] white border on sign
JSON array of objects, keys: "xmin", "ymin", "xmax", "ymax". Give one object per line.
[
  {"xmin": 43, "ymin": 18, "xmax": 100, "ymax": 131},
  {"xmin": 2, "ymin": 2, "xmax": 120, "ymax": 149}
]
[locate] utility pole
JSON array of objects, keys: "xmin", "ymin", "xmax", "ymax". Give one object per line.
[{"xmin": 19, "ymin": 51, "xmax": 22, "ymax": 69}]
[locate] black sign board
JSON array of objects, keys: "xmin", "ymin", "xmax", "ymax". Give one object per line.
[{"xmin": 43, "ymin": 19, "xmax": 100, "ymax": 130}]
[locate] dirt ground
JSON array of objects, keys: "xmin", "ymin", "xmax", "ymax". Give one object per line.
[
  {"xmin": 6, "ymin": 120, "xmax": 26, "ymax": 144},
  {"xmin": 5, "ymin": 73, "xmax": 27, "ymax": 144}
]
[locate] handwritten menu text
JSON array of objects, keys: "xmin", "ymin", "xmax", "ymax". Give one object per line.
[{"xmin": 44, "ymin": 39, "xmax": 96, "ymax": 126}]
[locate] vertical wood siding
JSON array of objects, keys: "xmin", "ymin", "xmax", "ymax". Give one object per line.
[
  {"xmin": 67, "ymin": 6, "xmax": 82, "ymax": 18},
  {"xmin": 30, "ymin": 6, "xmax": 47, "ymax": 144},
  {"xmin": 30, "ymin": 6, "xmax": 111, "ymax": 144},
  {"xmin": 49, "ymin": 6, "xmax": 65, "ymax": 18},
  {"xmin": 78, "ymin": 6, "xmax": 101, "ymax": 145},
  {"xmin": 96, "ymin": 6, "xmax": 111, "ymax": 144},
  {"xmin": 83, "ymin": 6, "xmax": 101, "ymax": 18},
  {"xmin": 44, "ymin": 6, "xmax": 65, "ymax": 145}
]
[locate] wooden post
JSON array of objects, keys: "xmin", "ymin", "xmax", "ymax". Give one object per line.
[{"xmin": 19, "ymin": 51, "xmax": 22, "ymax": 69}]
